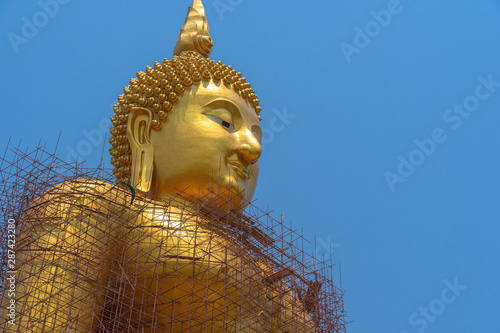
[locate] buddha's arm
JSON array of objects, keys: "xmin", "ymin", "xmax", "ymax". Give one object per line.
[
  {"xmin": 2, "ymin": 180, "xmax": 123, "ymax": 332},
  {"xmin": 276, "ymin": 287, "xmax": 317, "ymax": 333},
  {"xmin": 258, "ymin": 261, "xmax": 317, "ymax": 332}
]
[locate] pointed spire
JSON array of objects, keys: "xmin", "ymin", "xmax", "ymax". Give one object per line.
[
  {"xmin": 191, "ymin": 0, "xmax": 206, "ymax": 16},
  {"xmin": 173, "ymin": 0, "xmax": 214, "ymax": 58}
]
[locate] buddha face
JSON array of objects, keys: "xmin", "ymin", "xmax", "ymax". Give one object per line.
[{"xmin": 130, "ymin": 81, "xmax": 262, "ymax": 208}]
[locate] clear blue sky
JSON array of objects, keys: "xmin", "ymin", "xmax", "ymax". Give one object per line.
[{"xmin": 1, "ymin": 1, "xmax": 499, "ymax": 332}]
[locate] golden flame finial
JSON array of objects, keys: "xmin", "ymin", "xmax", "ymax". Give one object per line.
[{"xmin": 173, "ymin": 0, "xmax": 214, "ymax": 58}]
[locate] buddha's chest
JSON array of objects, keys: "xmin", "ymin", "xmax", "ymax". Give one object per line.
[
  {"xmin": 117, "ymin": 210, "xmax": 271, "ymax": 329},
  {"xmin": 121, "ymin": 209, "xmax": 260, "ymax": 280}
]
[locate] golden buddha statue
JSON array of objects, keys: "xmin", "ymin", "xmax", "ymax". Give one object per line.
[{"xmin": 0, "ymin": 1, "xmax": 337, "ymax": 332}]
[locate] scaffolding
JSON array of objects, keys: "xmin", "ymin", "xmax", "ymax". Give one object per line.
[{"xmin": 0, "ymin": 141, "xmax": 346, "ymax": 332}]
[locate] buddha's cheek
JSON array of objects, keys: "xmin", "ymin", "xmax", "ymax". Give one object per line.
[
  {"xmin": 180, "ymin": 121, "xmax": 234, "ymax": 155},
  {"xmin": 155, "ymin": 125, "xmax": 225, "ymax": 172}
]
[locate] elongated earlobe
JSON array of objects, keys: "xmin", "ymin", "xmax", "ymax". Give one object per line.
[{"xmin": 128, "ymin": 107, "xmax": 155, "ymax": 193}]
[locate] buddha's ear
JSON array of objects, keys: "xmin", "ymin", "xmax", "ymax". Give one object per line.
[
  {"xmin": 128, "ymin": 107, "xmax": 154, "ymax": 193},
  {"xmin": 128, "ymin": 107, "xmax": 153, "ymax": 148}
]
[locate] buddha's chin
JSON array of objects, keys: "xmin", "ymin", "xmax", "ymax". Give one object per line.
[
  {"xmin": 208, "ymin": 174, "xmax": 248, "ymax": 209},
  {"xmin": 155, "ymin": 173, "xmax": 251, "ymax": 210}
]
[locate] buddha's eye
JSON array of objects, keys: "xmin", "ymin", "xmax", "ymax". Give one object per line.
[{"xmin": 204, "ymin": 113, "xmax": 235, "ymax": 131}]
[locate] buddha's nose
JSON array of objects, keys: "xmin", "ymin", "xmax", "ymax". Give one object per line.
[{"xmin": 237, "ymin": 132, "xmax": 261, "ymax": 166}]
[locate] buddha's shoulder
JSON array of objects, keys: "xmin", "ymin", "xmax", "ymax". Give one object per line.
[
  {"xmin": 22, "ymin": 179, "xmax": 133, "ymax": 234},
  {"xmin": 31, "ymin": 178, "xmax": 130, "ymax": 208}
]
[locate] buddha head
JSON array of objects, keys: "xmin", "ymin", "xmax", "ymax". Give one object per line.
[{"xmin": 108, "ymin": 0, "xmax": 262, "ymax": 209}]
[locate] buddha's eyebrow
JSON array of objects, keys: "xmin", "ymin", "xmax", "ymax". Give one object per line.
[{"xmin": 203, "ymin": 99, "xmax": 240, "ymax": 116}]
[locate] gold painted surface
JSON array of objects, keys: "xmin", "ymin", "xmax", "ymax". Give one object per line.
[
  {"xmin": 3, "ymin": 179, "xmax": 315, "ymax": 331},
  {"xmin": 1, "ymin": 0, "xmax": 319, "ymax": 331},
  {"xmin": 173, "ymin": 0, "xmax": 214, "ymax": 58},
  {"xmin": 131, "ymin": 82, "xmax": 262, "ymax": 210}
]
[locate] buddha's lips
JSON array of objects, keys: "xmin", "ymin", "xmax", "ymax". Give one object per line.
[{"xmin": 226, "ymin": 159, "xmax": 250, "ymax": 179}]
